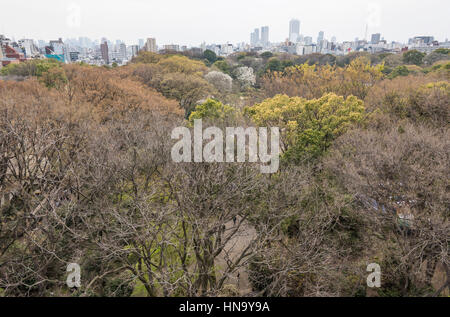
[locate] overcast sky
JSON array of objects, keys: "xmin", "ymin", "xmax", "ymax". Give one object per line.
[{"xmin": 2, "ymin": 0, "xmax": 449, "ymax": 46}]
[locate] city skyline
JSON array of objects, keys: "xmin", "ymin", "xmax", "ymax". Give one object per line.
[{"xmin": 2, "ymin": 0, "xmax": 449, "ymax": 46}]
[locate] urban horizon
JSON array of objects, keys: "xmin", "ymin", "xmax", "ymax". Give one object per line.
[
  {"xmin": 1, "ymin": 19, "xmax": 448, "ymax": 68},
  {"xmin": 2, "ymin": 0, "xmax": 449, "ymax": 46}
]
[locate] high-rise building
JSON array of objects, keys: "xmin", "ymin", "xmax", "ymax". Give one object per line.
[
  {"xmin": 261, "ymin": 26, "xmax": 269, "ymax": 47},
  {"xmin": 131, "ymin": 45, "xmax": 140, "ymax": 57},
  {"xmin": 250, "ymin": 28, "xmax": 260, "ymax": 46},
  {"xmin": 119, "ymin": 43, "xmax": 127, "ymax": 60},
  {"xmin": 100, "ymin": 41, "xmax": 109, "ymax": 64},
  {"xmin": 289, "ymin": 19, "xmax": 300, "ymax": 42},
  {"xmin": 371, "ymin": 33, "xmax": 381, "ymax": 44},
  {"xmin": 317, "ymin": 31, "xmax": 324, "ymax": 44},
  {"xmin": 138, "ymin": 39, "xmax": 144, "ymax": 49},
  {"xmin": 144, "ymin": 38, "xmax": 157, "ymax": 52}
]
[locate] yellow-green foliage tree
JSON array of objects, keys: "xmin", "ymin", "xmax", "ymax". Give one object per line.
[
  {"xmin": 156, "ymin": 55, "xmax": 208, "ymax": 76},
  {"xmin": 131, "ymin": 51, "xmax": 163, "ymax": 64},
  {"xmin": 189, "ymin": 98, "xmax": 238, "ymax": 124},
  {"xmin": 247, "ymin": 93, "xmax": 366, "ymax": 162},
  {"xmin": 261, "ymin": 57, "xmax": 384, "ymax": 100}
]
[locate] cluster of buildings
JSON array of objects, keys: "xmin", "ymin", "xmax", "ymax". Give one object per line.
[
  {"xmin": 0, "ymin": 35, "xmax": 146, "ymax": 68},
  {"xmin": 1, "ymin": 19, "xmax": 449, "ymax": 69},
  {"xmin": 247, "ymin": 19, "xmax": 449, "ymax": 56},
  {"xmin": 0, "ymin": 35, "xmax": 35, "ymax": 67}
]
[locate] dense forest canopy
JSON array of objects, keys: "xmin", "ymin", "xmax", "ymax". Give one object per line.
[{"xmin": 0, "ymin": 48, "xmax": 448, "ymax": 297}]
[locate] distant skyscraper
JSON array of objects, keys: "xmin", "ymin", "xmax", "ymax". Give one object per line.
[
  {"xmin": 371, "ymin": 33, "xmax": 381, "ymax": 44},
  {"xmin": 289, "ymin": 19, "xmax": 300, "ymax": 42},
  {"xmin": 131, "ymin": 45, "xmax": 139, "ymax": 57},
  {"xmin": 261, "ymin": 26, "xmax": 269, "ymax": 46},
  {"xmin": 250, "ymin": 28, "xmax": 260, "ymax": 46},
  {"xmin": 119, "ymin": 43, "xmax": 127, "ymax": 60},
  {"xmin": 317, "ymin": 31, "xmax": 324, "ymax": 44},
  {"xmin": 144, "ymin": 38, "xmax": 157, "ymax": 52},
  {"xmin": 304, "ymin": 36, "xmax": 313, "ymax": 45},
  {"xmin": 138, "ymin": 39, "xmax": 144, "ymax": 49},
  {"xmin": 331, "ymin": 36, "xmax": 337, "ymax": 44},
  {"xmin": 100, "ymin": 41, "xmax": 109, "ymax": 64}
]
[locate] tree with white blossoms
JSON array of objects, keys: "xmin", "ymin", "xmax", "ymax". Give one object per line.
[
  {"xmin": 235, "ymin": 66, "xmax": 256, "ymax": 88},
  {"xmin": 205, "ymin": 71, "xmax": 233, "ymax": 93}
]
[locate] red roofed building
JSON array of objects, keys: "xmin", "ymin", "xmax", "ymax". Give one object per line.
[{"xmin": 1, "ymin": 45, "xmax": 27, "ymax": 66}]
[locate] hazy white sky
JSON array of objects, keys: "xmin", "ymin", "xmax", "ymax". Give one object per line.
[{"xmin": 2, "ymin": 0, "xmax": 449, "ymax": 46}]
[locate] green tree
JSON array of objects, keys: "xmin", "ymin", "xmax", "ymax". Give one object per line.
[
  {"xmin": 0, "ymin": 59, "xmax": 62, "ymax": 77},
  {"xmin": 265, "ymin": 58, "xmax": 283, "ymax": 73},
  {"xmin": 212, "ymin": 60, "xmax": 231, "ymax": 74},
  {"xmin": 203, "ymin": 50, "xmax": 218, "ymax": 64},
  {"xmin": 260, "ymin": 52, "xmax": 274, "ymax": 59},
  {"xmin": 389, "ymin": 65, "xmax": 410, "ymax": 78},
  {"xmin": 433, "ymin": 48, "xmax": 450, "ymax": 55},
  {"xmin": 403, "ymin": 50, "xmax": 426, "ymax": 66}
]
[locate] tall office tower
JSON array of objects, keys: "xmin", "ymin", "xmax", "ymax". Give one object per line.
[
  {"xmin": 138, "ymin": 39, "xmax": 144, "ymax": 49},
  {"xmin": 289, "ymin": 19, "xmax": 300, "ymax": 42},
  {"xmin": 331, "ymin": 36, "xmax": 337, "ymax": 44},
  {"xmin": 144, "ymin": 38, "xmax": 157, "ymax": 52},
  {"xmin": 317, "ymin": 31, "xmax": 324, "ymax": 44},
  {"xmin": 304, "ymin": 36, "xmax": 313, "ymax": 45},
  {"xmin": 261, "ymin": 26, "xmax": 269, "ymax": 47},
  {"xmin": 100, "ymin": 41, "xmax": 109, "ymax": 64},
  {"xmin": 250, "ymin": 28, "xmax": 260, "ymax": 46},
  {"xmin": 131, "ymin": 45, "xmax": 139, "ymax": 57},
  {"xmin": 119, "ymin": 43, "xmax": 127, "ymax": 60},
  {"xmin": 254, "ymin": 28, "xmax": 260, "ymax": 45},
  {"xmin": 371, "ymin": 33, "xmax": 381, "ymax": 44}
]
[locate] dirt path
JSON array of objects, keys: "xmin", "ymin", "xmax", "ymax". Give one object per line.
[{"xmin": 215, "ymin": 218, "xmax": 257, "ymax": 296}]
